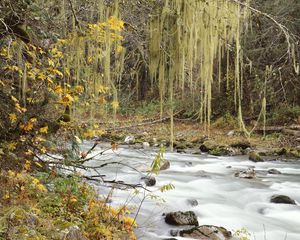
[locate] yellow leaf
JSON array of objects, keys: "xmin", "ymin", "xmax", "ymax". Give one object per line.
[
  {"xmin": 8, "ymin": 170, "xmax": 16, "ymax": 177},
  {"xmin": 34, "ymin": 161, "xmax": 43, "ymax": 168},
  {"xmin": 39, "ymin": 125, "xmax": 48, "ymax": 134},
  {"xmin": 98, "ymin": 85, "xmax": 109, "ymax": 94},
  {"xmin": 111, "ymin": 143, "xmax": 118, "ymax": 151},
  {"xmin": 70, "ymin": 196, "xmax": 78, "ymax": 203},
  {"xmin": 37, "ymin": 72, "xmax": 47, "ymax": 81},
  {"xmin": 65, "ymin": 68, "xmax": 70, "ymax": 76},
  {"xmin": 53, "ymin": 69, "xmax": 63, "ymax": 78},
  {"xmin": 15, "ymin": 103, "xmax": 27, "ymax": 113},
  {"xmin": 61, "ymin": 94, "xmax": 74, "ymax": 105},
  {"xmin": 87, "ymin": 56, "xmax": 93, "ymax": 64},
  {"xmin": 21, "ymin": 118, "xmax": 37, "ymax": 131},
  {"xmin": 40, "ymin": 147, "xmax": 47, "ymax": 153},
  {"xmin": 108, "ymin": 16, "xmax": 125, "ymax": 31},
  {"xmin": 9, "ymin": 113, "xmax": 17, "ymax": 123},
  {"xmin": 34, "ymin": 136, "xmax": 46, "ymax": 142},
  {"xmin": 32, "ymin": 177, "xmax": 40, "ymax": 185},
  {"xmin": 98, "ymin": 96, "xmax": 107, "ymax": 105},
  {"xmin": 57, "ymin": 39, "xmax": 67, "ymax": 45},
  {"xmin": 24, "ymin": 160, "xmax": 31, "ymax": 171},
  {"xmin": 7, "ymin": 142, "xmax": 17, "ymax": 151},
  {"xmin": 74, "ymin": 85, "xmax": 84, "ymax": 94},
  {"xmin": 11, "ymin": 96, "xmax": 19, "ymax": 102},
  {"xmin": 111, "ymin": 101, "xmax": 119, "ymax": 110},
  {"xmin": 48, "ymin": 58, "xmax": 55, "ymax": 67},
  {"xmin": 83, "ymin": 129, "xmax": 95, "ymax": 138},
  {"xmin": 54, "ymin": 85, "xmax": 63, "ymax": 94},
  {"xmin": 0, "ymin": 47, "xmax": 8, "ymax": 57},
  {"xmin": 3, "ymin": 192, "xmax": 10, "ymax": 200},
  {"xmin": 37, "ymin": 184, "xmax": 47, "ymax": 192},
  {"xmin": 25, "ymin": 149, "xmax": 34, "ymax": 156},
  {"xmin": 116, "ymin": 45, "xmax": 124, "ymax": 53}
]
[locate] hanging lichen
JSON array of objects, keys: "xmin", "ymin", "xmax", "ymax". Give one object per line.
[
  {"xmin": 148, "ymin": 0, "xmax": 251, "ymax": 139},
  {"xmin": 55, "ymin": 0, "xmax": 125, "ymax": 128}
]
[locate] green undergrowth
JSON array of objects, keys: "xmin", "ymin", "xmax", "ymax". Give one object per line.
[{"xmin": 0, "ymin": 169, "xmax": 137, "ymax": 240}]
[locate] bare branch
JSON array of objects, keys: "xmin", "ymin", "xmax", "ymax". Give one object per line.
[{"xmin": 230, "ymin": 0, "xmax": 294, "ymax": 57}]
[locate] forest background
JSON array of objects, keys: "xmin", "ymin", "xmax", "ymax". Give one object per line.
[{"xmin": 0, "ymin": 0, "xmax": 300, "ymax": 239}]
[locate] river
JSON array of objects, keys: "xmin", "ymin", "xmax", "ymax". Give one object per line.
[{"xmin": 80, "ymin": 142, "xmax": 300, "ymax": 240}]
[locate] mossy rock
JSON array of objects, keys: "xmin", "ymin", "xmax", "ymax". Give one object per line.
[
  {"xmin": 249, "ymin": 151, "xmax": 263, "ymax": 162},
  {"xmin": 174, "ymin": 142, "xmax": 187, "ymax": 150},
  {"xmin": 230, "ymin": 140, "xmax": 251, "ymax": 149},
  {"xmin": 199, "ymin": 140, "xmax": 219, "ymax": 152},
  {"xmin": 186, "ymin": 143, "xmax": 195, "ymax": 148},
  {"xmin": 101, "ymin": 132, "xmax": 124, "ymax": 141},
  {"xmin": 165, "ymin": 211, "xmax": 199, "ymax": 226},
  {"xmin": 276, "ymin": 148, "xmax": 288, "ymax": 156},
  {"xmin": 287, "ymin": 149, "xmax": 300, "ymax": 158},
  {"xmin": 179, "ymin": 225, "xmax": 232, "ymax": 239},
  {"xmin": 208, "ymin": 147, "xmax": 230, "ymax": 156}
]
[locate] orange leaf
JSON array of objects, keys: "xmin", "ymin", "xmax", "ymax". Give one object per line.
[{"xmin": 111, "ymin": 143, "xmax": 118, "ymax": 151}]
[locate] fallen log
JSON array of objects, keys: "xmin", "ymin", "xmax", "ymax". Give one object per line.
[{"xmin": 254, "ymin": 125, "xmax": 300, "ymax": 136}]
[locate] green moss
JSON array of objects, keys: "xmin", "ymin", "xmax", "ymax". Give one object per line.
[
  {"xmin": 249, "ymin": 151, "xmax": 263, "ymax": 162},
  {"xmin": 209, "ymin": 147, "xmax": 230, "ymax": 156}
]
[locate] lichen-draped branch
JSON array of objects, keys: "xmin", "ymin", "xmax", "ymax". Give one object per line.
[{"xmin": 148, "ymin": 0, "xmax": 251, "ymax": 133}]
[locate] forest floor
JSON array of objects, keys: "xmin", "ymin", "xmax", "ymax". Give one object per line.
[{"xmin": 94, "ymin": 113, "xmax": 300, "ymax": 159}]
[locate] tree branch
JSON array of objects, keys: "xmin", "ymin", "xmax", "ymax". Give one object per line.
[{"xmin": 230, "ymin": 0, "xmax": 294, "ymax": 57}]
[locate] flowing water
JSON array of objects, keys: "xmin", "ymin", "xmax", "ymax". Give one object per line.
[{"xmin": 80, "ymin": 142, "xmax": 300, "ymax": 240}]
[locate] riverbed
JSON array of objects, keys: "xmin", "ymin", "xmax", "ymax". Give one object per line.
[{"xmin": 80, "ymin": 142, "xmax": 300, "ymax": 240}]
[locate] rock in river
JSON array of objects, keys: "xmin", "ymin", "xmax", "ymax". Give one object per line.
[
  {"xmin": 165, "ymin": 211, "xmax": 199, "ymax": 226},
  {"xmin": 160, "ymin": 160, "xmax": 170, "ymax": 171},
  {"xmin": 141, "ymin": 176, "xmax": 156, "ymax": 186},
  {"xmin": 186, "ymin": 199, "xmax": 199, "ymax": 207},
  {"xmin": 267, "ymin": 169, "xmax": 281, "ymax": 174},
  {"xmin": 142, "ymin": 142, "xmax": 150, "ymax": 149},
  {"xmin": 234, "ymin": 168, "xmax": 256, "ymax": 179},
  {"xmin": 124, "ymin": 135, "xmax": 135, "ymax": 144},
  {"xmin": 179, "ymin": 225, "xmax": 232, "ymax": 240},
  {"xmin": 270, "ymin": 195, "xmax": 296, "ymax": 205}
]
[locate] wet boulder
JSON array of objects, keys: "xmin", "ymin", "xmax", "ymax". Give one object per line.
[
  {"xmin": 170, "ymin": 229, "xmax": 179, "ymax": 237},
  {"xmin": 141, "ymin": 176, "xmax": 156, "ymax": 186},
  {"xmin": 234, "ymin": 168, "xmax": 256, "ymax": 179},
  {"xmin": 199, "ymin": 140, "xmax": 218, "ymax": 152},
  {"xmin": 186, "ymin": 199, "xmax": 199, "ymax": 207},
  {"xmin": 174, "ymin": 142, "xmax": 187, "ymax": 151},
  {"xmin": 270, "ymin": 195, "xmax": 296, "ymax": 205},
  {"xmin": 165, "ymin": 211, "xmax": 199, "ymax": 226},
  {"xmin": 208, "ymin": 146, "xmax": 231, "ymax": 156},
  {"xmin": 124, "ymin": 135, "xmax": 135, "ymax": 144},
  {"xmin": 142, "ymin": 142, "xmax": 150, "ymax": 150},
  {"xmin": 160, "ymin": 160, "xmax": 171, "ymax": 171},
  {"xmin": 179, "ymin": 225, "xmax": 232, "ymax": 240},
  {"xmin": 249, "ymin": 151, "xmax": 263, "ymax": 162},
  {"xmin": 267, "ymin": 169, "xmax": 281, "ymax": 174}
]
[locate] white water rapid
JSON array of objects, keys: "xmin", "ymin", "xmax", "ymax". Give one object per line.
[{"xmin": 80, "ymin": 142, "xmax": 300, "ymax": 240}]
